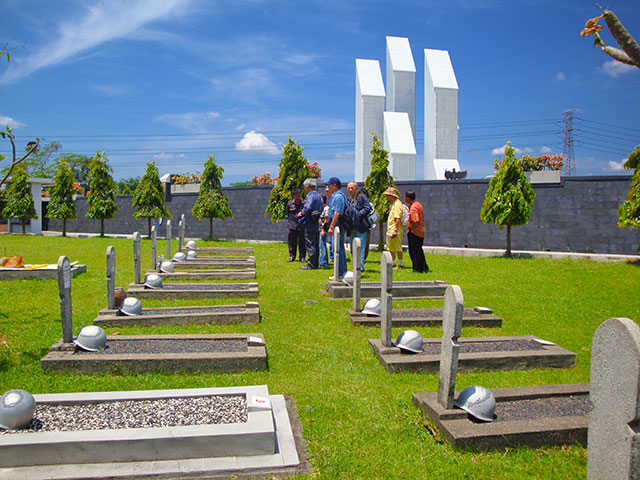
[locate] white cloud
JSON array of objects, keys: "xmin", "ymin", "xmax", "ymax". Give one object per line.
[
  {"xmin": 235, "ymin": 131, "xmax": 280, "ymax": 155},
  {"xmin": 491, "ymin": 143, "xmax": 523, "ymax": 156},
  {"xmin": 154, "ymin": 153, "xmax": 186, "ymax": 160},
  {"xmin": 540, "ymin": 146, "xmax": 553, "ymax": 154},
  {"xmin": 555, "ymin": 72, "xmax": 566, "ymax": 81},
  {"xmin": 0, "ymin": 0, "xmax": 194, "ymax": 84},
  {"xmin": 601, "ymin": 60, "xmax": 637, "ymax": 79},
  {"xmin": 235, "ymin": 123, "xmax": 246, "ymax": 131},
  {"xmin": 92, "ymin": 83, "xmax": 132, "ymax": 97},
  {"xmin": 524, "ymin": 147, "xmax": 533, "ymax": 153},
  {"xmin": 604, "ymin": 160, "xmax": 626, "ymax": 172},
  {"xmin": 0, "ymin": 115, "xmax": 25, "ymax": 129},
  {"xmin": 153, "ymin": 111, "xmax": 221, "ymax": 132}
]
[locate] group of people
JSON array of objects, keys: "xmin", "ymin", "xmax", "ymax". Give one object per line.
[{"xmin": 287, "ymin": 177, "xmax": 428, "ymax": 280}]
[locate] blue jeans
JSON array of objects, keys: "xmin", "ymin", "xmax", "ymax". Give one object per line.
[
  {"xmin": 336, "ymin": 231, "xmax": 347, "ymax": 278},
  {"xmin": 349, "ymin": 230, "xmax": 367, "ymax": 270},
  {"xmin": 319, "ymin": 231, "xmax": 328, "ymax": 266}
]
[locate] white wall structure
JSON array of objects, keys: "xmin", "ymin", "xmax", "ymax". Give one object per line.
[
  {"xmin": 385, "ymin": 36, "xmax": 416, "ymax": 142},
  {"xmin": 383, "ymin": 112, "xmax": 416, "ymax": 181},
  {"xmin": 424, "ymin": 49, "xmax": 460, "ymax": 180},
  {"xmin": 355, "ymin": 59, "xmax": 386, "ymax": 182}
]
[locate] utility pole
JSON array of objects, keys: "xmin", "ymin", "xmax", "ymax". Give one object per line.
[{"xmin": 563, "ymin": 110, "xmax": 576, "ymax": 176}]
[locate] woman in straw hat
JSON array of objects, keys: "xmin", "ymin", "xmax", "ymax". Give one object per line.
[{"xmin": 383, "ymin": 187, "xmax": 404, "ymax": 269}]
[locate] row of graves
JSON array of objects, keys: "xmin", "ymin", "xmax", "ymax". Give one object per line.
[
  {"xmin": 324, "ymin": 228, "xmax": 639, "ymax": 479},
  {"xmin": 1, "ymin": 216, "xmax": 309, "ymax": 479}
]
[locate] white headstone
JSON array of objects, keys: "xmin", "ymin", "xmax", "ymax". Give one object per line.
[
  {"xmin": 386, "ymin": 36, "xmax": 416, "ymax": 141},
  {"xmin": 352, "ymin": 237, "xmax": 362, "ymax": 312},
  {"xmin": 57, "ymin": 256, "xmax": 73, "ymax": 343},
  {"xmin": 384, "ymin": 111, "xmax": 416, "ymax": 181},
  {"xmin": 106, "ymin": 246, "xmax": 116, "ymax": 309},
  {"xmin": 437, "ymin": 285, "xmax": 464, "ymax": 409},
  {"xmin": 151, "ymin": 224, "xmax": 157, "ymax": 270},
  {"xmin": 355, "ymin": 59, "xmax": 385, "ymax": 182},
  {"xmin": 133, "ymin": 232, "xmax": 141, "ymax": 285},
  {"xmin": 166, "ymin": 219, "xmax": 172, "ymax": 259},
  {"xmin": 178, "ymin": 214, "xmax": 185, "ymax": 251},
  {"xmin": 380, "ymin": 251, "xmax": 393, "ymax": 347}
]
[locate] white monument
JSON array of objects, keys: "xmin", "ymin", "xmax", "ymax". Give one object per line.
[
  {"xmin": 424, "ymin": 49, "xmax": 460, "ymax": 180},
  {"xmin": 385, "ymin": 36, "xmax": 416, "ymax": 142},
  {"xmin": 355, "ymin": 59, "xmax": 385, "ymax": 182},
  {"xmin": 383, "ymin": 112, "xmax": 416, "ymax": 181}
]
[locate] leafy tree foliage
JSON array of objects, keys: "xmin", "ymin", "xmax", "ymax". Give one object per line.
[
  {"xmin": 2, "ymin": 165, "xmax": 37, "ymax": 234},
  {"xmin": 86, "ymin": 151, "xmax": 118, "ymax": 237},
  {"xmin": 618, "ymin": 145, "xmax": 640, "ymax": 231},
  {"xmin": 192, "ymin": 155, "xmax": 233, "ymax": 238},
  {"xmin": 58, "ymin": 153, "xmax": 92, "ymax": 192},
  {"xmin": 20, "ymin": 141, "xmax": 61, "ymax": 179},
  {"xmin": 264, "ymin": 137, "xmax": 313, "ymax": 223},
  {"xmin": 116, "ymin": 176, "xmax": 141, "ymax": 195},
  {"xmin": 364, "ymin": 134, "xmax": 396, "ymax": 250},
  {"xmin": 480, "ymin": 142, "xmax": 536, "ymax": 255},
  {"xmin": 47, "ymin": 160, "xmax": 77, "ymax": 237},
  {"xmin": 132, "ymin": 161, "xmax": 171, "ymax": 237},
  {"xmin": 0, "ymin": 126, "xmax": 40, "ymax": 189}
]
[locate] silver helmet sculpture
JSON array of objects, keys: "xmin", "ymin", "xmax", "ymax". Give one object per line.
[
  {"xmin": 361, "ymin": 298, "xmax": 381, "ymax": 316},
  {"xmin": 186, "ymin": 250, "xmax": 197, "ymax": 259},
  {"xmin": 172, "ymin": 252, "xmax": 187, "ymax": 262},
  {"xmin": 393, "ymin": 329, "xmax": 424, "ymax": 354},
  {"xmin": 186, "ymin": 240, "xmax": 197, "ymax": 249},
  {"xmin": 0, "ymin": 389, "xmax": 36, "ymax": 430},
  {"xmin": 159, "ymin": 260, "xmax": 175, "ymax": 273},
  {"xmin": 144, "ymin": 273, "xmax": 163, "ymax": 289},
  {"xmin": 119, "ymin": 297, "xmax": 142, "ymax": 316},
  {"xmin": 454, "ymin": 386, "xmax": 497, "ymax": 422},
  {"xmin": 342, "ymin": 270, "xmax": 354, "ymax": 286},
  {"xmin": 73, "ymin": 325, "xmax": 107, "ymax": 352}
]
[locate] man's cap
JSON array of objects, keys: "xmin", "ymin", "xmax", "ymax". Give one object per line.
[
  {"xmin": 383, "ymin": 187, "xmax": 400, "ymax": 198},
  {"xmin": 324, "ymin": 177, "xmax": 341, "ymax": 188}
]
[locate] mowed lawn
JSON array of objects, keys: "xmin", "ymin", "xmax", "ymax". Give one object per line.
[{"xmin": 0, "ymin": 234, "xmax": 639, "ymax": 479}]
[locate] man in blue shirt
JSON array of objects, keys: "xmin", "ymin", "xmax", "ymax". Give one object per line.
[
  {"xmin": 325, "ymin": 177, "xmax": 348, "ymax": 279},
  {"xmin": 299, "ymin": 178, "xmax": 324, "ymax": 270}
]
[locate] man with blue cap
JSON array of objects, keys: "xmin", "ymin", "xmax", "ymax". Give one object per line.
[{"xmin": 325, "ymin": 177, "xmax": 348, "ymax": 279}]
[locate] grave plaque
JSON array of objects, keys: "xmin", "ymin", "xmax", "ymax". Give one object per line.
[
  {"xmin": 352, "ymin": 237, "xmax": 361, "ymax": 312},
  {"xmin": 57, "ymin": 256, "xmax": 73, "ymax": 343},
  {"xmin": 133, "ymin": 231, "xmax": 141, "ymax": 285},
  {"xmin": 166, "ymin": 219, "xmax": 172, "ymax": 259},
  {"xmin": 380, "ymin": 251, "xmax": 393, "ymax": 347},
  {"xmin": 437, "ymin": 285, "xmax": 464, "ymax": 409},
  {"xmin": 333, "ymin": 225, "xmax": 340, "ymax": 282},
  {"xmin": 588, "ymin": 317, "xmax": 640, "ymax": 480},
  {"xmin": 151, "ymin": 224, "xmax": 157, "ymax": 270},
  {"xmin": 106, "ymin": 246, "xmax": 116, "ymax": 309},
  {"xmin": 179, "ymin": 214, "xmax": 185, "ymax": 251}
]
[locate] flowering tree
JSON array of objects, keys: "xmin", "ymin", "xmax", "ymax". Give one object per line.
[
  {"xmin": 481, "ymin": 142, "xmax": 536, "ymax": 255},
  {"xmin": 86, "ymin": 151, "xmax": 118, "ymax": 237},
  {"xmin": 618, "ymin": 146, "xmax": 640, "ymax": 232},
  {"xmin": 47, "ymin": 160, "xmax": 77, "ymax": 237},
  {"xmin": 132, "ymin": 161, "xmax": 171, "ymax": 237},
  {"xmin": 495, "ymin": 154, "xmax": 564, "ymax": 172},
  {"xmin": 364, "ymin": 133, "xmax": 396, "ymax": 250},
  {"xmin": 192, "ymin": 155, "xmax": 233, "ymax": 238},
  {"xmin": 1, "ymin": 165, "xmax": 36, "ymax": 234}
]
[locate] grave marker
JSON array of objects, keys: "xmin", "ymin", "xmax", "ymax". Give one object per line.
[
  {"xmin": 588, "ymin": 317, "xmax": 640, "ymax": 480},
  {"xmin": 133, "ymin": 231, "xmax": 141, "ymax": 284},
  {"xmin": 179, "ymin": 214, "xmax": 185, "ymax": 251},
  {"xmin": 333, "ymin": 225, "xmax": 340, "ymax": 282},
  {"xmin": 106, "ymin": 246, "xmax": 116, "ymax": 309},
  {"xmin": 166, "ymin": 219, "xmax": 172, "ymax": 259},
  {"xmin": 352, "ymin": 236, "xmax": 361, "ymax": 312},
  {"xmin": 151, "ymin": 224, "xmax": 157, "ymax": 269},
  {"xmin": 57, "ymin": 256, "xmax": 73, "ymax": 343},
  {"xmin": 380, "ymin": 251, "xmax": 393, "ymax": 347},
  {"xmin": 437, "ymin": 285, "xmax": 464, "ymax": 409}
]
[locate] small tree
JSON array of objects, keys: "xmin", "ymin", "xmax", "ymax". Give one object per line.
[
  {"xmin": 265, "ymin": 137, "xmax": 313, "ymax": 223},
  {"xmin": 2, "ymin": 165, "xmax": 37, "ymax": 234},
  {"xmin": 364, "ymin": 133, "xmax": 396, "ymax": 250},
  {"xmin": 86, "ymin": 151, "xmax": 118, "ymax": 237},
  {"xmin": 618, "ymin": 145, "xmax": 640, "ymax": 232},
  {"xmin": 480, "ymin": 142, "xmax": 536, "ymax": 255},
  {"xmin": 47, "ymin": 160, "xmax": 77, "ymax": 237},
  {"xmin": 192, "ymin": 155, "xmax": 233, "ymax": 238},
  {"xmin": 0, "ymin": 127, "xmax": 40, "ymax": 189},
  {"xmin": 132, "ymin": 161, "xmax": 171, "ymax": 237}
]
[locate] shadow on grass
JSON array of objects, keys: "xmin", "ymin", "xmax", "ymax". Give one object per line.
[{"xmin": 627, "ymin": 259, "xmax": 640, "ymax": 267}]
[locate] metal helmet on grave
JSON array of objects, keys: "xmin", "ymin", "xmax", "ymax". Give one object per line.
[
  {"xmin": 362, "ymin": 298, "xmax": 381, "ymax": 316},
  {"xmin": 159, "ymin": 260, "xmax": 175, "ymax": 273},
  {"xmin": 172, "ymin": 252, "xmax": 187, "ymax": 262},
  {"xmin": 454, "ymin": 386, "xmax": 496, "ymax": 422},
  {"xmin": 144, "ymin": 273, "xmax": 163, "ymax": 289},
  {"xmin": 0, "ymin": 389, "xmax": 36, "ymax": 430},
  {"xmin": 119, "ymin": 297, "xmax": 142, "ymax": 316},
  {"xmin": 342, "ymin": 271, "xmax": 354, "ymax": 286},
  {"xmin": 73, "ymin": 325, "xmax": 107, "ymax": 352},
  {"xmin": 393, "ymin": 329, "xmax": 424, "ymax": 354},
  {"xmin": 186, "ymin": 250, "xmax": 197, "ymax": 259},
  {"xmin": 186, "ymin": 240, "xmax": 197, "ymax": 249}
]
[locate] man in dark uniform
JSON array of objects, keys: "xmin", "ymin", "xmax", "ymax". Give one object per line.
[
  {"xmin": 299, "ymin": 178, "xmax": 324, "ymax": 270},
  {"xmin": 287, "ymin": 189, "xmax": 306, "ymax": 262}
]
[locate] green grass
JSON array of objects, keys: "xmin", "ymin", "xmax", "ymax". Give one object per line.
[{"xmin": 0, "ymin": 234, "xmax": 639, "ymax": 479}]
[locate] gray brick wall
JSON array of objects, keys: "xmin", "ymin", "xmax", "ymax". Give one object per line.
[{"xmin": 47, "ymin": 176, "xmax": 638, "ymax": 254}]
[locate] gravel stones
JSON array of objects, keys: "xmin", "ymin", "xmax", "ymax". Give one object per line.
[
  {"xmin": 494, "ymin": 394, "xmax": 591, "ymax": 422},
  {"xmin": 419, "ymin": 339, "xmax": 544, "ymax": 356},
  {"xmin": 148, "ymin": 283, "xmax": 251, "ymax": 291},
  {"xmin": 75, "ymin": 339, "xmax": 248, "ymax": 355},
  {"xmin": 1, "ymin": 395, "xmax": 247, "ymax": 434},
  {"xmin": 119, "ymin": 306, "xmax": 247, "ymax": 317}
]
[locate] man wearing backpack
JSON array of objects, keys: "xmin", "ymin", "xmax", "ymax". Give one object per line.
[
  {"xmin": 346, "ymin": 181, "xmax": 372, "ymax": 270},
  {"xmin": 325, "ymin": 177, "xmax": 348, "ymax": 280},
  {"xmin": 383, "ymin": 186, "xmax": 405, "ymax": 269}
]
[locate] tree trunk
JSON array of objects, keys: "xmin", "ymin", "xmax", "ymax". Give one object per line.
[
  {"xmin": 209, "ymin": 218, "xmax": 213, "ymax": 239},
  {"xmin": 377, "ymin": 222, "xmax": 386, "ymax": 251},
  {"xmin": 506, "ymin": 225, "xmax": 512, "ymax": 256},
  {"xmin": 62, "ymin": 218, "xmax": 67, "ymax": 237},
  {"xmin": 21, "ymin": 218, "xmax": 26, "ymax": 234},
  {"xmin": 147, "ymin": 218, "xmax": 152, "ymax": 238},
  {"xmin": 100, "ymin": 219, "xmax": 105, "ymax": 237}
]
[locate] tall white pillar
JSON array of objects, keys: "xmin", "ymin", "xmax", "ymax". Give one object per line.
[
  {"xmin": 383, "ymin": 112, "xmax": 416, "ymax": 181},
  {"xmin": 386, "ymin": 36, "xmax": 416, "ymax": 142},
  {"xmin": 355, "ymin": 59, "xmax": 385, "ymax": 182},
  {"xmin": 424, "ymin": 49, "xmax": 460, "ymax": 180}
]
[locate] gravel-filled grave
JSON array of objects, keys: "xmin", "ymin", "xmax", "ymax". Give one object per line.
[
  {"xmin": 392, "ymin": 308, "xmax": 482, "ymax": 318},
  {"xmin": 418, "ymin": 339, "xmax": 544, "ymax": 355},
  {"xmin": 75, "ymin": 338, "xmax": 248, "ymax": 355},
  {"xmin": 493, "ymin": 394, "xmax": 591, "ymax": 422},
  {"xmin": 117, "ymin": 306, "xmax": 248, "ymax": 316},
  {"xmin": 146, "ymin": 283, "xmax": 252, "ymax": 291},
  {"xmin": 0, "ymin": 395, "xmax": 247, "ymax": 434}
]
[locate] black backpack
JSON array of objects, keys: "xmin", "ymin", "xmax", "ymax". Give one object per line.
[{"xmin": 339, "ymin": 194, "xmax": 358, "ymax": 232}]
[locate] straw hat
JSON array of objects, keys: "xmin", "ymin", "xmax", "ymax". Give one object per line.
[{"xmin": 383, "ymin": 187, "xmax": 399, "ymax": 199}]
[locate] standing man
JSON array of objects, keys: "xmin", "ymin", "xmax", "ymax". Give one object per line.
[
  {"xmin": 325, "ymin": 177, "xmax": 348, "ymax": 280},
  {"xmin": 383, "ymin": 186, "xmax": 404, "ymax": 269},
  {"xmin": 299, "ymin": 178, "xmax": 323, "ymax": 270},
  {"xmin": 405, "ymin": 190, "xmax": 429, "ymax": 273},
  {"xmin": 286, "ymin": 189, "xmax": 306, "ymax": 262},
  {"xmin": 346, "ymin": 181, "xmax": 372, "ymax": 270}
]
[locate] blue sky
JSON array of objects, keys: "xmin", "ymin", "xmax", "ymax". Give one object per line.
[{"xmin": 1, "ymin": 0, "xmax": 639, "ymax": 185}]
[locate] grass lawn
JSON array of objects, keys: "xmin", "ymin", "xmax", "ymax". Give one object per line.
[{"xmin": 0, "ymin": 234, "xmax": 639, "ymax": 479}]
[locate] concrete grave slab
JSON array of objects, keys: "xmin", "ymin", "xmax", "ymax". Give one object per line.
[
  {"xmin": 180, "ymin": 246, "xmax": 255, "ymax": 256},
  {"xmin": 0, "ymin": 263, "xmax": 86, "ymax": 281},
  {"xmin": 369, "ymin": 335, "xmax": 576, "ymax": 373},
  {"xmin": 127, "ymin": 281, "xmax": 259, "ymax": 299},
  {"xmin": 94, "ymin": 302, "xmax": 261, "ymax": 326},
  {"xmin": 149, "ymin": 267, "xmax": 257, "ymax": 280},
  {"xmin": 175, "ymin": 256, "xmax": 256, "ymax": 269},
  {"xmin": 41, "ymin": 333, "xmax": 267, "ymax": 374},
  {"xmin": 326, "ymin": 280, "xmax": 447, "ymax": 299},
  {"xmin": 347, "ymin": 307, "xmax": 502, "ymax": 327},
  {"xmin": 413, "ymin": 383, "xmax": 590, "ymax": 450},
  {"xmin": 0, "ymin": 386, "xmax": 309, "ymax": 479}
]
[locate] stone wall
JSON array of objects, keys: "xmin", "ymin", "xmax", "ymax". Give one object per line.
[{"xmin": 47, "ymin": 176, "xmax": 638, "ymax": 255}]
